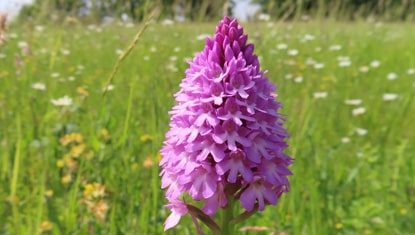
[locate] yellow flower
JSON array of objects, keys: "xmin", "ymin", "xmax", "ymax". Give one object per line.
[
  {"xmin": 156, "ymin": 153, "xmax": 162, "ymax": 161},
  {"xmin": 45, "ymin": 190, "xmax": 54, "ymax": 198},
  {"xmin": 143, "ymin": 156, "xmax": 154, "ymax": 168},
  {"xmin": 40, "ymin": 220, "xmax": 53, "ymax": 232},
  {"xmin": 61, "ymin": 174, "xmax": 72, "ymax": 184},
  {"xmin": 56, "ymin": 159, "xmax": 64, "ymax": 168},
  {"xmin": 83, "ymin": 183, "xmax": 106, "ymax": 199},
  {"xmin": 91, "ymin": 200, "xmax": 109, "ymax": 221},
  {"xmin": 83, "ymin": 183, "xmax": 95, "ymax": 199},
  {"xmin": 64, "ymin": 155, "xmax": 78, "ymax": 171},
  {"xmin": 77, "ymin": 86, "xmax": 89, "ymax": 96},
  {"xmin": 335, "ymin": 223, "xmax": 343, "ymax": 229},
  {"xmin": 70, "ymin": 143, "xmax": 86, "ymax": 158},
  {"xmin": 99, "ymin": 128, "xmax": 111, "ymax": 142},
  {"xmin": 60, "ymin": 133, "xmax": 83, "ymax": 146}
]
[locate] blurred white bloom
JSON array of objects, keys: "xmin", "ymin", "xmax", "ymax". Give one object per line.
[
  {"xmin": 277, "ymin": 43, "xmax": 288, "ymax": 50},
  {"xmin": 124, "ymin": 23, "xmax": 134, "ymax": 28},
  {"xmin": 285, "ymin": 74, "xmax": 293, "ymax": 80},
  {"xmin": 144, "ymin": 56, "xmax": 150, "ymax": 61},
  {"xmin": 302, "ymin": 34, "xmax": 315, "ymax": 42},
  {"xmin": 341, "ymin": 137, "xmax": 350, "ymax": 144},
  {"xmin": 174, "ymin": 47, "xmax": 181, "ymax": 52},
  {"xmin": 0, "ymin": 53, "xmax": 5, "ymax": 59},
  {"xmin": 339, "ymin": 60, "xmax": 351, "ymax": 67},
  {"xmin": 35, "ymin": 25, "xmax": 45, "ymax": 32},
  {"xmin": 382, "ymin": 93, "xmax": 398, "ymax": 101},
  {"xmin": 370, "ymin": 60, "xmax": 380, "ymax": 68},
  {"xmin": 288, "ymin": 49, "xmax": 298, "ymax": 56},
  {"xmin": 121, "ymin": 13, "xmax": 129, "ymax": 22},
  {"xmin": 51, "ymin": 96, "xmax": 72, "ymax": 107},
  {"xmin": 305, "ymin": 57, "xmax": 316, "ymax": 65},
  {"xmin": 359, "ymin": 66, "xmax": 369, "ymax": 73},
  {"xmin": 67, "ymin": 76, "xmax": 75, "ymax": 81},
  {"xmin": 345, "ymin": 99, "xmax": 362, "ymax": 106},
  {"xmin": 9, "ymin": 33, "xmax": 18, "ymax": 39},
  {"xmin": 196, "ymin": 34, "xmax": 210, "ymax": 41},
  {"xmin": 337, "ymin": 56, "xmax": 350, "ymax": 61},
  {"xmin": 352, "ymin": 107, "xmax": 366, "ymax": 116},
  {"xmin": 77, "ymin": 65, "xmax": 85, "ymax": 70},
  {"xmin": 314, "ymin": 63, "xmax": 325, "ymax": 69},
  {"xmin": 169, "ymin": 56, "xmax": 177, "ymax": 61},
  {"xmin": 329, "ymin": 44, "xmax": 342, "ymax": 51},
  {"xmin": 161, "ymin": 19, "xmax": 174, "ymax": 26},
  {"xmin": 18, "ymin": 41, "xmax": 28, "ymax": 48},
  {"xmin": 51, "ymin": 73, "xmax": 60, "ymax": 78},
  {"xmin": 60, "ymin": 49, "xmax": 70, "ymax": 55},
  {"xmin": 166, "ymin": 63, "xmax": 178, "ymax": 72},
  {"xmin": 355, "ymin": 128, "xmax": 368, "ymax": 136},
  {"xmin": 184, "ymin": 57, "xmax": 191, "ymax": 62},
  {"xmin": 258, "ymin": 13, "xmax": 270, "ymax": 21},
  {"xmin": 150, "ymin": 46, "xmax": 157, "ymax": 52},
  {"xmin": 315, "ymin": 47, "xmax": 322, "ymax": 52},
  {"xmin": 31, "ymin": 83, "xmax": 46, "ymax": 91},
  {"xmin": 407, "ymin": 68, "xmax": 415, "ymax": 75},
  {"xmin": 294, "ymin": 76, "xmax": 303, "ymax": 83},
  {"xmin": 387, "ymin": 72, "xmax": 398, "ymax": 80},
  {"xmin": 104, "ymin": 84, "xmax": 114, "ymax": 91},
  {"xmin": 115, "ymin": 49, "xmax": 123, "ymax": 55},
  {"xmin": 313, "ymin": 91, "xmax": 328, "ymax": 99}
]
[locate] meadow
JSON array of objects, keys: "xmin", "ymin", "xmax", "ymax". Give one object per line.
[{"xmin": 0, "ymin": 20, "xmax": 414, "ymax": 234}]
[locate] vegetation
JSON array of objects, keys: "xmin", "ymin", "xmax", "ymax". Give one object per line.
[
  {"xmin": 18, "ymin": 0, "xmax": 415, "ymax": 23},
  {"xmin": 0, "ymin": 19, "xmax": 414, "ymax": 234}
]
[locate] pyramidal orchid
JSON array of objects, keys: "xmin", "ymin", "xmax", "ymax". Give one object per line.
[{"xmin": 160, "ymin": 16, "xmax": 292, "ymax": 234}]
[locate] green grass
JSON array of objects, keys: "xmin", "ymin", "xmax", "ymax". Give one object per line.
[{"xmin": 0, "ymin": 20, "xmax": 414, "ymax": 235}]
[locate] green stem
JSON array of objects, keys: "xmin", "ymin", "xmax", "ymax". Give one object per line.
[{"xmin": 221, "ymin": 199, "xmax": 235, "ymax": 235}]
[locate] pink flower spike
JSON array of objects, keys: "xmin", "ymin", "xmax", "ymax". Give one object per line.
[{"xmin": 160, "ymin": 16, "xmax": 292, "ymax": 232}]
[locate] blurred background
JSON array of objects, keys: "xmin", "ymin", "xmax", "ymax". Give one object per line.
[{"xmin": 2, "ymin": 0, "xmax": 415, "ymax": 22}]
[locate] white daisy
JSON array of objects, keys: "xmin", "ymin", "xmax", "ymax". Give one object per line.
[
  {"xmin": 341, "ymin": 137, "xmax": 350, "ymax": 144},
  {"xmin": 329, "ymin": 44, "xmax": 342, "ymax": 51},
  {"xmin": 387, "ymin": 72, "xmax": 398, "ymax": 80},
  {"xmin": 313, "ymin": 91, "xmax": 328, "ymax": 99},
  {"xmin": 344, "ymin": 99, "xmax": 362, "ymax": 106},
  {"xmin": 277, "ymin": 43, "xmax": 288, "ymax": 50},
  {"xmin": 294, "ymin": 76, "xmax": 303, "ymax": 83},
  {"xmin": 382, "ymin": 93, "xmax": 398, "ymax": 101},
  {"xmin": 287, "ymin": 49, "xmax": 298, "ymax": 56},
  {"xmin": 51, "ymin": 96, "xmax": 73, "ymax": 107},
  {"xmin": 352, "ymin": 107, "xmax": 366, "ymax": 116},
  {"xmin": 314, "ymin": 63, "xmax": 325, "ymax": 69},
  {"xmin": 339, "ymin": 60, "xmax": 351, "ymax": 67},
  {"xmin": 31, "ymin": 83, "xmax": 46, "ymax": 91},
  {"xmin": 355, "ymin": 128, "xmax": 368, "ymax": 136},
  {"xmin": 359, "ymin": 66, "xmax": 369, "ymax": 73},
  {"xmin": 370, "ymin": 60, "xmax": 380, "ymax": 68}
]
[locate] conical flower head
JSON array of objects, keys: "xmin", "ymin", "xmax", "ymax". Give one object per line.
[{"xmin": 160, "ymin": 16, "xmax": 292, "ymax": 230}]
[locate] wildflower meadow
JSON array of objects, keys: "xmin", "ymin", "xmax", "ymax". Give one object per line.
[{"xmin": 1, "ymin": 3, "xmax": 415, "ymax": 235}]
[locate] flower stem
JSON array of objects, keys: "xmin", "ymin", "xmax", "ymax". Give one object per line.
[{"xmin": 221, "ymin": 199, "xmax": 235, "ymax": 235}]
